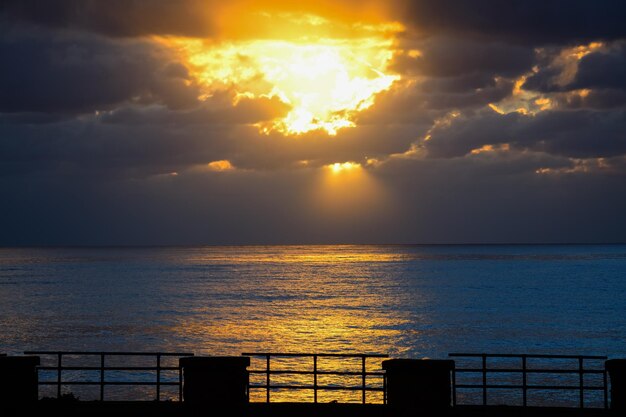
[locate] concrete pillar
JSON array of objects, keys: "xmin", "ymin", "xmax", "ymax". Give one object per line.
[
  {"xmin": 180, "ymin": 356, "xmax": 250, "ymax": 406},
  {"xmin": 383, "ymin": 359, "xmax": 454, "ymax": 413},
  {"xmin": 606, "ymin": 359, "xmax": 626, "ymax": 411},
  {"xmin": 0, "ymin": 356, "xmax": 40, "ymax": 406}
]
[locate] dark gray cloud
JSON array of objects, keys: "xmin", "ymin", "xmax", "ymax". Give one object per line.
[
  {"xmin": 0, "ymin": 112, "xmax": 424, "ymax": 178},
  {"xmin": 523, "ymin": 42, "xmax": 626, "ymax": 97},
  {"xmin": 100, "ymin": 96, "xmax": 290, "ymax": 126},
  {"xmin": 521, "ymin": 67, "xmax": 564, "ymax": 93},
  {"xmin": 392, "ymin": 37, "xmax": 534, "ymax": 78},
  {"xmin": 399, "ymin": 0, "xmax": 626, "ymax": 45},
  {"xmin": 418, "ymin": 78, "xmax": 514, "ymax": 110},
  {"xmin": 551, "ymin": 89, "xmax": 626, "ymax": 110},
  {"xmin": 385, "ymin": 37, "xmax": 529, "ymax": 113},
  {"xmin": 375, "ymin": 155, "xmax": 626, "ymax": 244},
  {"xmin": 423, "ymin": 110, "xmax": 522, "ymax": 158},
  {"xmin": 7, "ymin": 1, "xmax": 626, "ymax": 46},
  {"xmin": 1, "ymin": 0, "xmax": 216, "ymax": 38},
  {"xmin": 3, "ymin": 148, "xmax": 626, "ymax": 246},
  {"xmin": 0, "ymin": 30, "xmax": 200, "ymax": 114},
  {"xmin": 570, "ymin": 43, "xmax": 626, "ymax": 90},
  {"xmin": 424, "ymin": 108, "xmax": 626, "ymax": 159},
  {"xmin": 523, "ymin": 110, "xmax": 626, "ymax": 158}
]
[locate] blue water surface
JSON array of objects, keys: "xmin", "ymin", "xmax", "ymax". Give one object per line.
[{"xmin": 1, "ymin": 245, "xmax": 625, "ymax": 358}]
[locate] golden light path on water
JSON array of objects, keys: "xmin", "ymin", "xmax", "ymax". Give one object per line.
[{"xmin": 158, "ymin": 246, "xmax": 418, "ymax": 403}]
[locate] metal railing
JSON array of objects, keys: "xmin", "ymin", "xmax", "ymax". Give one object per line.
[
  {"xmin": 242, "ymin": 352, "xmax": 388, "ymax": 404},
  {"xmin": 25, "ymin": 351, "xmax": 194, "ymax": 401},
  {"xmin": 449, "ymin": 353, "xmax": 608, "ymax": 408}
]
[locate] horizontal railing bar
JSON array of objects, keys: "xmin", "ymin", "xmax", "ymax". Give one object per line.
[
  {"xmin": 37, "ymin": 381, "xmax": 181, "ymax": 386},
  {"xmin": 25, "ymin": 351, "xmax": 193, "ymax": 356},
  {"xmin": 449, "ymin": 353, "xmax": 607, "ymax": 359},
  {"xmin": 455, "ymin": 368, "xmax": 605, "ymax": 374},
  {"xmin": 249, "ymin": 385, "xmax": 385, "ymax": 391},
  {"xmin": 242, "ymin": 353, "xmax": 388, "ymax": 358},
  {"xmin": 454, "ymin": 384, "xmax": 606, "ymax": 390},
  {"xmin": 248, "ymin": 370, "xmax": 384, "ymax": 376},
  {"xmin": 37, "ymin": 366, "xmax": 180, "ymax": 371}
]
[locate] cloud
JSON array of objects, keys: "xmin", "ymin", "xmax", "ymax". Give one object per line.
[
  {"xmin": 3, "ymin": 145, "xmax": 626, "ymax": 245},
  {"xmin": 6, "ymin": 0, "xmax": 626, "ymax": 46},
  {"xmin": 523, "ymin": 42, "xmax": 626, "ymax": 95},
  {"xmin": 0, "ymin": 29, "xmax": 201, "ymax": 114},
  {"xmin": 1, "ymin": 0, "xmax": 396, "ymax": 40},
  {"xmin": 0, "ymin": 106, "xmax": 422, "ymax": 179},
  {"xmin": 391, "ymin": 37, "xmax": 534, "ymax": 79},
  {"xmin": 570, "ymin": 43, "xmax": 626, "ymax": 90},
  {"xmin": 398, "ymin": 0, "xmax": 626, "ymax": 45},
  {"xmin": 423, "ymin": 107, "xmax": 626, "ymax": 159},
  {"xmin": 551, "ymin": 89, "xmax": 626, "ymax": 110},
  {"xmin": 101, "ymin": 95, "xmax": 291, "ymax": 126},
  {"xmin": 1, "ymin": 0, "xmax": 218, "ymax": 38},
  {"xmin": 373, "ymin": 153, "xmax": 626, "ymax": 244}
]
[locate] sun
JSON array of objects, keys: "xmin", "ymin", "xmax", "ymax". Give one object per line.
[
  {"xmin": 160, "ymin": 21, "xmax": 399, "ymax": 136},
  {"xmin": 328, "ymin": 162, "xmax": 361, "ymax": 174}
]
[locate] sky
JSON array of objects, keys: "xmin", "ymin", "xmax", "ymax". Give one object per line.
[{"xmin": 1, "ymin": 0, "xmax": 626, "ymax": 245}]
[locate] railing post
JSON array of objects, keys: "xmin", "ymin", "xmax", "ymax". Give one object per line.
[
  {"xmin": 604, "ymin": 367, "xmax": 609, "ymax": 409},
  {"xmin": 179, "ymin": 356, "xmax": 250, "ymax": 410},
  {"xmin": 522, "ymin": 355, "xmax": 527, "ymax": 407},
  {"xmin": 579, "ymin": 357, "xmax": 584, "ymax": 408},
  {"xmin": 156, "ymin": 354, "xmax": 161, "ymax": 401},
  {"xmin": 313, "ymin": 355, "xmax": 318, "ymax": 404},
  {"xmin": 179, "ymin": 361, "xmax": 184, "ymax": 401},
  {"xmin": 0, "ymin": 355, "xmax": 40, "ymax": 412},
  {"xmin": 362, "ymin": 356, "xmax": 367, "ymax": 404},
  {"xmin": 383, "ymin": 359, "xmax": 455, "ymax": 415},
  {"xmin": 451, "ymin": 368, "xmax": 456, "ymax": 406},
  {"xmin": 57, "ymin": 353, "xmax": 62, "ymax": 398},
  {"xmin": 606, "ymin": 359, "xmax": 626, "ymax": 411},
  {"xmin": 383, "ymin": 369, "xmax": 387, "ymax": 405},
  {"xmin": 482, "ymin": 354, "xmax": 487, "ymax": 406},
  {"xmin": 100, "ymin": 353, "xmax": 105, "ymax": 401},
  {"xmin": 266, "ymin": 355, "xmax": 270, "ymax": 403}
]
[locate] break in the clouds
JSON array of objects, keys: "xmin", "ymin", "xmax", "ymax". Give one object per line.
[{"xmin": 1, "ymin": 0, "xmax": 626, "ymax": 245}]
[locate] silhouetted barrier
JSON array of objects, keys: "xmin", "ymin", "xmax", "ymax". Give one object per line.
[
  {"xmin": 383, "ymin": 358, "xmax": 454, "ymax": 413},
  {"xmin": 0, "ymin": 355, "xmax": 40, "ymax": 406},
  {"xmin": 24, "ymin": 351, "xmax": 193, "ymax": 401},
  {"xmin": 179, "ymin": 356, "xmax": 250, "ymax": 406},
  {"xmin": 242, "ymin": 353, "xmax": 388, "ymax": 403},
  {"xmin": 606, "ymin": 359, "xmax": 626, "ymax": 411},
  {"xmin": 5, "ymin": 349, "xmax": 621, "ymax": 412},
  {"xmin": 449, "ymin": 353, "xmax": 608, "ymax": 408}
]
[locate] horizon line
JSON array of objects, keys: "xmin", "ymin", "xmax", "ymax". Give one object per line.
[{"xmin": 2, "ymin": 242, "xmax": 626, "ymax": 249}]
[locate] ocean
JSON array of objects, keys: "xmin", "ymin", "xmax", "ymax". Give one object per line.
[{"xmin": 1, "ymin": 244, "xmax": 625, "ymax": 403}]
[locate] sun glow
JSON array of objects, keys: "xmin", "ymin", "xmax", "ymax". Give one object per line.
[
  {"xmin": 207, "ymin": 160, "xmax": 234, "ymax": 171},
  {"xmin": 328, "ymin": 162, "xmax": 362, "ymax": 174},
  {"xmin": 163, "ymin": 30, "xmax": 398, "ymax": 135}
]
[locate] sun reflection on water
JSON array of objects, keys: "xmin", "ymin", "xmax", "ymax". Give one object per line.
[
  {"xmin": 0, "ymin": 245, "xmax": 426, "ymax": 403},
  {"xmin": 159, "ymin": 245, "xmax": 416, "ymax": 401}
]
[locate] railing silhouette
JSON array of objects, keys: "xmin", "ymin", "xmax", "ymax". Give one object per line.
[
  {"xmin": 242, "ymin": 352, "xmax": 388, "ymax": 404},
  {"xmin": 449, "ymin": 353, "xmax": 608, "ymax": 408},
  {"xmin": 25, "ymin": 351, "xmax": 194, "ymax": 401},
  {"xmin": 17, "ymin": 350, "xmax": 612, "ymax": 407}
]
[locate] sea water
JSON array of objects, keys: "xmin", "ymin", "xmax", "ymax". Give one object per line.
[{"xmin": 1, "ymin": 245, "xmax": 625, "ymax": 403}]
